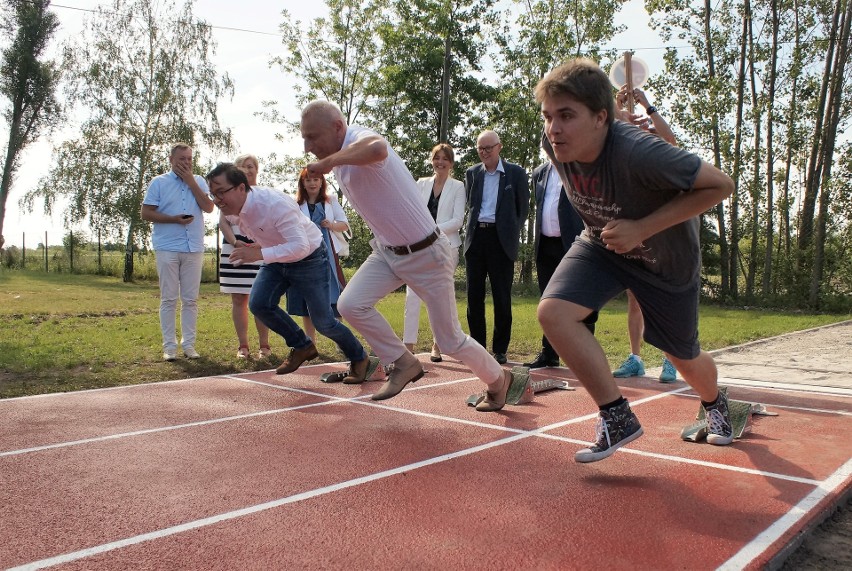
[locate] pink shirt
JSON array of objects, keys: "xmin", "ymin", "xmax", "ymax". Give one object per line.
[
  {"xmin": 232, "ymin": 186, "xmax": 323, "ymax": 263},
  {"xmin": 333, "ymin": 125, "xmax": 436, "ymax": 247}
]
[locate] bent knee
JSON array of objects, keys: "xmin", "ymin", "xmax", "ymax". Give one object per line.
[{"xmin": 538, "ymin": 298, "xmax": 593, "ymax": 332}]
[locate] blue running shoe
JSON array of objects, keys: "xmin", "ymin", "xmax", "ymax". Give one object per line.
[
  {"xmin": 612, "ymin": 354, "xmax": 645, "ymax": 378},
  {"xmin": 659, "ymin": 357, "xmax": 677, "ymax": 383}
]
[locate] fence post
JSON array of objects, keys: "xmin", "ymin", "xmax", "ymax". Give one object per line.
[
  {"xmin": 22, "ymin": 233, "xmax": 25, "ymax": 269},
  {"xmin": 44, "ymin": 231, "xmax": 48, "ymax": 272},
  {"xmin": 69, "ymin": 230, "xmax": 74, "ymax": 272},
  {"xmin": 98, "ymin": 229, "xmax": 102, "ymax": 272}
]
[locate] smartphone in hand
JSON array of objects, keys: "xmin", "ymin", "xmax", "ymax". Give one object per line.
[{"xmin": 182, "ymin": 214, "xmax": 193, "ymax": 219}]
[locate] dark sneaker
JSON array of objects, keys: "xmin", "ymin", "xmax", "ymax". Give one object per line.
[
  {"xmin": 705, "ymin": 391, "xmax": 734, "ymax": 445},
  {"xmin": 493, "ymin": 352, "xmax": 508, "ymax": 365},
  {"xmin": 659, "ymin": 357, "xmax": 677, "ymax": 383},
  {"xmin": 575, "ymin": 400, "xmax": 644, "ymax": 463},
  {"xmin": 612, "ymin": 354, "xmax": 645, "ymax": 377},
  {"xmin": 523, "ymin": 352, "xmax": 559, "ymax": 369}
]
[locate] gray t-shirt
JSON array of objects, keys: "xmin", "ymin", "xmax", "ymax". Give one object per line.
[{"xmin": 545, "ymin": 121, "xmax": 703, "ymax": 289}]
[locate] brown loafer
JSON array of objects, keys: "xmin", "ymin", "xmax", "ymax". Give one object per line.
[
  {"xmin": 342, "ymin": 356, "xmax": 371, "ymax": 384},
  {"xmin": 372, "ymin": 360, "xmax": 424, "ymax": 400},
  {"xmin": 476, "ymin": 370, "xmax": 512, "ymax": 412},
  {"xmin": 275, "ymin": 343, "xmax": 318, "ymax": 374}
]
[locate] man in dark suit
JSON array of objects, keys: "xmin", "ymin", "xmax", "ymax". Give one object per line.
[
  {"xmin": 464, "ymin": 130, "xmax": 530, "ymax": 364},
  {"xmin": 524, "ymin": 161, "xmax": 597, "ymax": 369}
]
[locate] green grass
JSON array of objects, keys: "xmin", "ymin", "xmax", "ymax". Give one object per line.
[{"xmin": 1, "ymin": 270, "xmax": 848, "ymax": 399}]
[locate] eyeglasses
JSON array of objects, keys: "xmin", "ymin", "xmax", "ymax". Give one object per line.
[
  {"xmin": 477, "ymin": 143, "xmax": 500, "ymax": 153},
  {"xmin": 208, "ymin": 185, "xmax": 236, "ymax": 201}
]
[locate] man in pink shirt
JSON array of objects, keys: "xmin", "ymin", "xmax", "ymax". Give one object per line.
[{"xmin": 301, "ymin": 100, "xmax": 511, "ymax": 408}]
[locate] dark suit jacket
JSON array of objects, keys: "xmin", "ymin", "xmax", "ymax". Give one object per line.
[
  {"xmin": 532, "ymin": 162, "xmax": 584, "ymax": 257},
  {"xmin": 463, "ymin": 159, "xmax": 530, "ymax": 261}
]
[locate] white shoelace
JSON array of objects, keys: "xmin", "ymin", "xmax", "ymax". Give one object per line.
[
  {"xmin": 707, "ymin": 408, "xmax": 730, "ymax": 435},
  {"xmin": 594, "ymin": 415, "xmax": 612, "ymax": 448}
]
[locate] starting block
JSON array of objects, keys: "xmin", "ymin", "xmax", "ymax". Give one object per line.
[
  {"xmin": 681, "ymin": 386, "xmax": 778, "ymax": 441},
  {"xmin": 320, "ymin": 356, "xmax": 387, "ymax": 383},
  {"xmin": 466, "ymin": 366, "xmax": 574, "ymax": 407}
]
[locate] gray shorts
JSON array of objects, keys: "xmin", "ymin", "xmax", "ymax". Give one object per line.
[{"xmin": 542, "ymin": 240, "xmax": 701, "ymax": 360}]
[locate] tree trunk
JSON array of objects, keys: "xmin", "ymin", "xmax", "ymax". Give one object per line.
[
  {"xmin": 809, "ymin": 0, "xmax": 852, "ymax": 307},
  {"xmin": 703, "ymin": 0, "xmax": 730, "ymax": 299},
  {"xmin": 729, "ymin": 5, "xmax": 749, "ymax": 300},
  {"xmin": 123, "ymin": 221, "xmax": 135, "ymax": 283},
  {"xmin": 761, "ymin": 0, "xmax": 780, "ymax": 296}
]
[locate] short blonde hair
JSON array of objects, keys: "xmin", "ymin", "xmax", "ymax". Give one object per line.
[{"xmin": 233, "ymin": 154, "xmax": 259, "ymax": 168}]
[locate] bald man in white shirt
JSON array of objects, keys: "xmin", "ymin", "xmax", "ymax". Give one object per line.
[{"xmin": 301, "ymin": 100, "xmax": 512, "ymax": 409}]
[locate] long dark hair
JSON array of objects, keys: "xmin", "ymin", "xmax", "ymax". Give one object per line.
[{"xmin": 296, "ymin": 168, "xmax": 329, "ymax": 204}]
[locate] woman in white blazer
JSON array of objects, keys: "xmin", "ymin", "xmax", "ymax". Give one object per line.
[{"xmin": 403, "ymin": 143, "xmax": 466, "ymax": 362}]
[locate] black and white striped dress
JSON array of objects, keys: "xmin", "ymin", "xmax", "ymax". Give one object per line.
[{"xmin": 219, "ymin": 223, "xmax": 262, "ymax": 294}]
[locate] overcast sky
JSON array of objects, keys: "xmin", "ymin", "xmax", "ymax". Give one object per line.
[{"xmin": 2, "ymin": 0, "xmax": 665, "ymax": 246}]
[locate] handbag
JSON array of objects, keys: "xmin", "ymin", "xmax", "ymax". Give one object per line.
[{"xmin": 331, "ymin": 229, "xmax": 351, "ymax": 257}]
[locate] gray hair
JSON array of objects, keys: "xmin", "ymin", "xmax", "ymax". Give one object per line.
[{"xmin": 302, "ymin": 100, "xmax": 347, "ymax": 125}]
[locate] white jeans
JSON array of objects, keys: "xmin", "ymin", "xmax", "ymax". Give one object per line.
[
  {"xmin": 155, "ymin": 251, "xmax": 204, "ymax": 352},
  {"xmin": 403, "ymin": 247, "xmax": 459, "ymax": 344},
  {"xmin": 338, "ymin": 234, "xmax": 503, "ymax": 386}
]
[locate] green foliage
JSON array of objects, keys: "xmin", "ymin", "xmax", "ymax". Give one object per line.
[
  {"xmin": 0, "ymin": 0, "xmax": 62, "ymax": 239},
  {"xmin": 371, "ymin": 0, "xmax": 498, "ymax": 176},
  {"xmin": 21, "ymin": 0, "xmax": 233, "ymax": 278}
]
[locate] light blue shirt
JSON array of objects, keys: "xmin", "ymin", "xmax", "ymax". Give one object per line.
[
  {"xmin": 143, "ymin": 171, "xmax": 209, "ymax": 252},
  {"xmin": 477, "ymin": 159, "xmax": 505, "ymax": 223}
]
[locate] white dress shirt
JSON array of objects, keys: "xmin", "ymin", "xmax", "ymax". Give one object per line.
[
  {"xmin": 231, "ymin": 186, "xmax": 323, "ymax": 263},
  {"xmin": 333, "ymin": 125, "xmax": 435, "ymax": 247}
]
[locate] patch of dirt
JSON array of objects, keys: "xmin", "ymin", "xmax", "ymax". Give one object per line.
[{"xmin": 781, "ymin": 497, "xmax": 852, "ymax": 569}]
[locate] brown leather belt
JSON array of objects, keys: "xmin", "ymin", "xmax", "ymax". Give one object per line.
[
  {"xmin": 477, "ymin": 222, "xmax": 496, "ymax": 228},
  {"xmin": 386, "ymin": 228, "xmax": 440, "ymax": 255}
]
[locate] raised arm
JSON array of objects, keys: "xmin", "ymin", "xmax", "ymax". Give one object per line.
[{"xmin": 307, "ymin": 134, "xmax": 388, "ymax": 176}]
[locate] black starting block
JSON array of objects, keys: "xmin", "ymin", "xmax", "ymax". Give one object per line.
[
  {"xmin": 320, "ymin": 356, "xmax": 386, "ymax": 383},
  {"xmin": 681, "ymin": 386, "xmax": 778, "ymax": 441},
  {"xmin": 466, "ymin": 366, "xmax": 574, "ymax": 407}
]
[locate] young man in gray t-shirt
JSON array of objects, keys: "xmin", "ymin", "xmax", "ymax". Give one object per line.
[{"xmin": 535, "ymin": 58, "xmax": 736, "ymax": 463}]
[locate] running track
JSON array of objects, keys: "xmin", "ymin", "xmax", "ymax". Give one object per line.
[{"xmin": 2, "ymin": 357, "xmax": 850, "ymax": 570}]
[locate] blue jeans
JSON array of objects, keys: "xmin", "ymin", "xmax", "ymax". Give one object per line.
[{"xmin": 249, "ymin": 246, "xmax": 366, "ymax": 362}]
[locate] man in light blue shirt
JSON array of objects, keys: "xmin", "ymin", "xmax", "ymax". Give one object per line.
[{"xmin": 141, "ymin": 143, "xmax": 214, "ymax": 361}]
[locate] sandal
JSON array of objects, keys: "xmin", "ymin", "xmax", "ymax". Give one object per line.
[
  {"xmin": 258, "ymin": 345, "xmax": 272, "ymax": 358},
  {"xmin": 237, "ymin": 345, "xmax": 250, "ymax": 359}
]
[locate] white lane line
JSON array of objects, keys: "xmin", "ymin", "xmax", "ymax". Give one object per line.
[
  {"xmin": 677, "ymin": 392, "xmax": 852, "ymax": 417},
  {"xmin": 9, "ymin": 387, "xmax": 832, "ymax": 570},
  {"xmin": 0, "ymin": 399, "xmax": 343, "ymax": 458},
  {"xmin": 8, "ymin": 430, "xmax": 534, "ymax": 571},
  {"xmin": 717, "ymin": 457, "xmax": 852, "ymax": 571},
  {"xmin": 717, "ymin": 376, "xmax": 852, "ymax": 397},
  {"xmin": 0, "ymin": 375, "xmax": 487, "ymax": 457}
]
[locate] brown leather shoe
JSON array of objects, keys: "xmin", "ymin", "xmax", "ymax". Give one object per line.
[
  {"xmin": 342, "ymin": 356, "xmax": 371, "ymax": 384},
  {"xmin": 275, "ymin": 343, "xmax": 318, "ymax": 374},
  {"xmin": 476, "ymin": 370, "xmax": 512, "ymax": 412},
  {"xmin": 371, "ymin": 358, "xmax": 424, "ymax": 401}
]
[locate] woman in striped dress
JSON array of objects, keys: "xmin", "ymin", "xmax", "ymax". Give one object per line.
[{"xmin": 219, "ymin": 154, "xmax": 271, "ymax": 358}]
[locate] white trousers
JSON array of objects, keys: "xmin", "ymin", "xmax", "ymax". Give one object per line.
[
  {"xmin": 403, "ymin": 247, "xmax": 459, "ymax": 344},
  {"xmin": 155, "ymin": 251, "xmax": 204, "ymax": 352},
  {"xmin": 338, "ymin": 234, "xmax": 503, "ymax": 386}
]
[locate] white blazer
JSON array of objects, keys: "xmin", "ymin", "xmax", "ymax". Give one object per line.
[
  {"xmin": 298, "ymin": 193, "xmax": 350, "ymax": 253},
  {"xmin": 415, "ymin": 176, "xmax": 465, "ymax": 248}
]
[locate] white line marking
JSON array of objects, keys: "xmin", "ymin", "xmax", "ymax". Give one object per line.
[
  {"xmin": 9, "ymin": 431, "xmax": 534, "ymax": 570},
  {"xmin": 717, "ymin": 376, "xmax": 852, "ymax": 397},
  {"xmin": 717, "ymin": 458, "xmax": 852, "ymax": 570}
]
